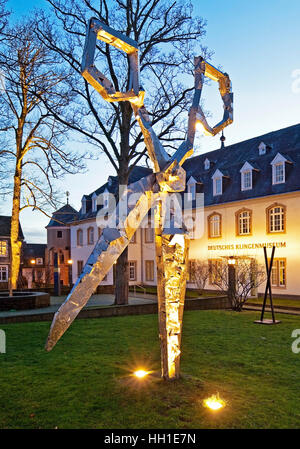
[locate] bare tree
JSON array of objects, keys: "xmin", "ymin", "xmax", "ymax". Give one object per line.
[
  {"xmin": 0, "ymin": 0, "xmax": 9, "ymax": 36},
  {"xmin": 210, "ymin": 257, "xmax": 266, "ymax": 311},
  {"xmin": 190, "ymin": 259, "xmax": 210, "ymax": 295},
  {"xmin": 35, "ymin": 0, "xmax": 210, "ymax": 305},
  {"xmin": 0, "ymin": 19, "xmax": 86, "ymax": 294}
]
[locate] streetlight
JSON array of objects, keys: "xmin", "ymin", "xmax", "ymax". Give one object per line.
[{"xmin": 67, "ymin": 259, "xmax": 73, "ymax": 287}]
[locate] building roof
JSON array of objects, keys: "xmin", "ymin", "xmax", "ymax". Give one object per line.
[
  {"xmin": 182, "ymin": 123, "xmax": 300, "ymax": 206},
  {"xmin": 0, "ymin": 216, "xmax": 24, "ymax": 239},
  {"xmin": 77, "ymin": 165, "xmax": 152, "ymax": 221},
  {"xmin": 46, "ymin": 204, "xmax": 78, "ymax": 228},
  {"xmin": 23, "ymin": 243, "xmax": 47, "ymax": 259},
  {"xmin": 53, "ymin": 123, "xmax": 300, "ymax": 226}
]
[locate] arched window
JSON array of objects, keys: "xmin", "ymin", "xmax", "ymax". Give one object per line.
[
  {"xmin": 267, "ymin": 204, "xmax": 286, "ymax": 233},
  {"xmin": 87, "ymin": 227, "xmax": 94, "ymax": 245},
  {"xmin": 208, "ymin": 213, "xmax": 221, "ymax": 238},
  {"xmin": 77, "ymin": 229, "xmax": 83, "ymax": 247},
  {"xmin": 236, "ymin": 208, "xmax": 252, "ymax": 235}
]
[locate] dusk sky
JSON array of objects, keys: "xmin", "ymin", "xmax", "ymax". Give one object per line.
[{"xmin": 2, "ymin": 0, "xmax": 300, "ymax": 242}]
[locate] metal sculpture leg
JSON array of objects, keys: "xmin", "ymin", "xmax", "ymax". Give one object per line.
[
  {"xmin": 45, "ymin": 18, "xmax": 234, "ymax": 383},
  {"xmin": 45, "ymin": 174, "xmax": 157, "ymax": 351},
  {"xmin": 155, "ymin": 199, "xmax": 189, "ymax": 380}
]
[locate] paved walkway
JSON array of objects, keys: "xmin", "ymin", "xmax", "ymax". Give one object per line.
[{"xmin": 0, "ymin": 293, "xmax": 157, "ymax": 318}]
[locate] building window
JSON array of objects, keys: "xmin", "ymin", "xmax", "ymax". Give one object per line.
[
  {"xmin": 145, "ymin": 260, "xmax": 154, "ymax": 281},
  {"xmin": 57, "ymin": 231, "xmax": 62, "ymax": 238},
  {"xmin": 271, "ymin": 259, "xmax": 286, "ymax": 288},
  {"xmin": 187, "ymin": 183, "xmax": 196, "ymax": 201},
  {"xmin": 267, "ymin": 204, "xmax": 285, "ymax": 233},
  {"xmin": 129, "ymin": 261, "xmax": 137, "ymax": 281},
  {"xmin": 258, "ymin": 142, "xmax": 267, "ymax": 155},
  {"xmin": 98, "ymin": 228, "xmax": 102, "ymax": 238},
  {"xmin": 131, "ymin": 232, "xmax": 136, "ymax": 244},
  {"xmin": 92, "ymin": 194, "xmax": 97, "ymax": 212},
  {"xmin": 208, "ymin": 213, "xmax": 221, "ymax": 238},
  {"xmin": 241, "ymin": 170, "xmax": 252, "ymax": 191},
  {"xmin": 204, "ymin": 158, "xmax": 210, "ymax": 170},
  {"xmin": 0, "ymin": 240, "xmax": 7, "ymax": 257},
  {"xmin": 188, "ymin": 260, "xmax": 196, "ymax": 283},
  {"xmin": 0, "ymin": 265, "xmax": 8, "ymax": 281},
  {"xmin": 77, "ymin": 229, "xmax": 83, "ymax": 246},
  {"xmin": 81, "ymin": 198, "xmax": 87, "ymax": 215},
  {"xmin": 87, "ymin": 227, "xmax": 94, "ymax": 245},
  {"xmin": 236, "ymin": 209, "xmax": 252, "ymax": 235},
  {"xmin": 272, "ymin": 162, "xmax": 285, "ymax": 184},
  {"xmin": 77, "ymin": 260, "xmax": 83, "ymax": 276},
  {"xmin": 208, "ymin": 259, "xmax": 222, "ymax": 285},
  {"xmin": 36, "ymin": 258, "xmax": 43, "ymax": 265},
  {"xmin": 213, "ymin": 177, "xmax": 222, "ymax": 196},
  {"xmin": 145, "ymin": 226, "xmax": 154, "ymax": 243}
]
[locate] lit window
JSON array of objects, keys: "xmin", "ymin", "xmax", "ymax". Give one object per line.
[
  {"xmin": 145, "ymin": 260, "xmax": 154, "ymax": 281},
  {"xmin": 188, "ymin": 260, "xmax": 196, "ymax": 283},
  {"xmin": 87, "ymin": 227, "xmax": 94, "ymax": 245},
  {"xmin": 271, "ymin": 259, "xmax": 286, "ymax": 287},
  {"xmin": 273, "ymin": 162, "xmax": 285, "ymax": 184},
  {"xmin": 208, "ymin": 214, "xmax": 221, "ymax": 238},
  {"xmin": 0, "ymin": 241, "xmax": 7, "ymax": 257},
  {"xmin": 238, "ymin": 210, "xmax": 251, "ymax": 235},
  {"xmin": 0, "ymin": 265, "xmax": 8, "ymax": 281},
  {"xmin": 36, "ymin": 258, "xmax": 43, "ymax": 265},
  {"xmin": 208, "ymin": 259, "xmax": 222, "ymax": 284},
  {"xmin": 77, "ymin": 229, "xmax": 83, "ymax": 246},
  {"xmin": 129, "ymin": 261, "xmax": 136, "ymax": 281},
  {"xmin": 268, "ymin": 206, "xmax": 285, "ymax": 233}
]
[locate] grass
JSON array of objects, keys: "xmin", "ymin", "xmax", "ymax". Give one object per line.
[
  {"xmin": 0, "ymin": 309, "xmax": 299, "ymax": 429},
  {"xmin": 248, "ymin": 296, "xmax": 300, "ymax": 309},
  {"xmin": 130, "ymin": 285, "xmax": 222, "ymax": 298}
]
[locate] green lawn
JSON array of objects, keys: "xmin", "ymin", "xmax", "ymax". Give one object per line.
[
  {"xmin": 0, "ymin": 310, "xmax": 299, "ymax": 429},
  {"xmin": 248, "ymin": 296, "xmax": 300, "ymax": 309}
]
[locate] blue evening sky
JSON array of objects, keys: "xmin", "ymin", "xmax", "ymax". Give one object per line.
[{"xmin": 3, "ymin": 0, "xmax": 300, "ymax": 242}]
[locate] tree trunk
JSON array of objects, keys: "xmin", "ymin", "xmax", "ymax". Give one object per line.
[
  {"xmin": 10, "ymin": 163, "xmax": 22, "ymax": 296},
  {"xmin": 114, "ymin": 160, "xmax": 129, "ymax": 305}
]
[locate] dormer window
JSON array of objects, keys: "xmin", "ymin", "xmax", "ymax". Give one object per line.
[
  {"xmin": 204, "ymin": 158, "xmax": 210, "ymax": 170},
  {"xmin": 103, "ymin": 188, "xmax": 109, "ymax": 208},
  {"xmin": 273, "ymin": 163, "xmax": 284, "ymax": 184},
  {"xmin": 258, "ymin": 142, "xmax": 267, "ymax": 155},
  {"xmin": 81, "ymin": 197, "xmax": 87, "ymax": 215},
  {"xmin": 212, "ymin": 169, "xmax": 224, "ymax": 196},
  {"xmin": 187, "ymin": 176, "xmax": 197, "ymax": 201},
  {"xmin": 271, "ymin": 153, "xmax": 290, "ymax": 185},
  {"xmin": 92, "ymin": 193, "xmax": 97, "ymax": 212},
  {"xmin": 240, "ymin": 162, "xmax": 254, "ymax": 191}
]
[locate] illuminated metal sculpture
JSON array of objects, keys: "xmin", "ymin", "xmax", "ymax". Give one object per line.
[{"xmin": 45, "ymin": 18, "xmax": 233, "ymax": 381}]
